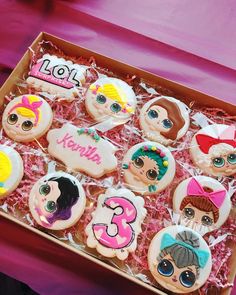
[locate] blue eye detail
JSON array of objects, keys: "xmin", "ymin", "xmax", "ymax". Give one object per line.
[
  {"xmin": 179, "ymin": 270, "xmax": 196, "ymax": 288},
  {"xmin": 212, "ymin": 157, "xmax": 225, "ymax": 168},
  {"xmin": 157, "ymin": 259, "xmax": 174, "ymax": 277},
  {"xmin": 96, "ymin": 94, "xmax": 106, "ymax": 104},
  {"xmin": 148, "ymin": 109, "xmax": 158, "ymax": 119},
  {"xmin": 162, "ymin": 119, "xmax": 173, "ymax": 129},
  {"xmin": 110, "ymin": 103, "xmax": 122, "ymax": 113},
  {"xmin": 227, "ymin": 154, "xmax": 236, "ymax": 165}
]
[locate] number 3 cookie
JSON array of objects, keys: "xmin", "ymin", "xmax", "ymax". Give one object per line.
[
  {"xmin": 122, "ymin": 142, "xmax": 176, "ymax": 195},
  {"xmin": 86, "ymin": 188, "xmax": 147, "ymax": 260},
  {"xmin": 148, "ymin": 225, "xmax": 212, "ymax": 293},
  {"xmin": 29, "ymin": 172, "xmax": 86, "ymax": 230}
]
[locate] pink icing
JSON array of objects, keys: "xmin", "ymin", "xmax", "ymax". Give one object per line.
[{"xmin": 92, "ymin": 196, "xmax": 137, "ymax": 249}]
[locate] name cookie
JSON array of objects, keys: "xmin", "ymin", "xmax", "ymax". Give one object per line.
[
  {"xmin": 122, "ymin": 142, "xmax": 176, "ymax": 195},
  {"xmin": 2, "ymin": 94, "xmax": 53, "ymax": 142},
  {"xmin": 139, "ymin": 96, "xmax": 190, "ymax": 145},
  {"xmin": 27, "ymin": 54, "xmax": 86, "ymax": 98},
  {"xmin": 190, "ymin": 124, "xmax": 236, "ymax": 177},
  {"xmin": 29, "ymin": 172, "xmax": 86, "ymax": 230},
  {"xmin": 47, "ymin": 124, "xmax": 118, "ymax": 178},
  {"xmin": 0, "ymin": 145, "xmax": 24, "ymax": 199},
  {"xmin": 86, "ymin": 188, "xmax": 146, "ymax": 260},
  {"xmin": 85, "ymin": 77, "xmax": 137, "ymax": 125},
  {"xmin": 173, "ymin": 176, "xmax": 231, "ymax": 235},
  {"xmin": 148, "ymin": 225, "xmax": 212, "ymax": 293}
]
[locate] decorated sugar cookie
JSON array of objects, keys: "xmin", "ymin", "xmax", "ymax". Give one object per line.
[
  {"xmin": 2, "ymin": 94, "xmax": 53, "ymax": 142},
  {"xmin": 173, "ymin": 176, "xmax": 231, "ymax": 235},
  {"xmin": 27, "ymin": 54, "xmax": 86, "ymax": 98},
  {"xmin": 148, "ymin": 225, "xmax": 212, "ymax": 293},
  {"xmin": 190, "ymin": 124, "xmax": 236, "ymax": 176},
  {"xmin": 29, "ymin": 172, "xmax": 86, "ymax": 230},
  {"xmin": 47, "ymin": 124, "xmax": 118, "ymax": 178},
  {"xmin": 85, "ymin": 77, "xmax": 137, "ymax": 125},
  {"xmin": 122, "ymin": 142, "xmax": 175, "ymax": 195},
  {"xmin": 86, "ymin": 188, "xmax": 146, "ymax": 260},
  {"xmin": 0, "ymin": 145, "xmax": 24, "ymax": 199},
  {"xmin": 139, "ymin": 96, "xmax": 190, "ymax": 145}
]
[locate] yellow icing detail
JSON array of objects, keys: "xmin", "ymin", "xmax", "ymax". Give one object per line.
[
  {"xmin": 151, "ymin": 146, "xmax": 157, "ymax": 151},
  {"xmin": 0, "ymin": 187, "xmax": 7, "ymax": 195},
  {"xmin": 16, "ymin": 95, "xmax": 42, "ymax": 121},
  {"xmin": 0, "ymin": 151, "xmax": 12, "ymax": 195},
  {"xmin": 163, "ymin": 161, "xmax": 168, "ymax": 167}
]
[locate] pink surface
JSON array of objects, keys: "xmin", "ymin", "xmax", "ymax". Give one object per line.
[{"xmin": 0, "ymin": 0, "xmax": 235, "ymax": 294}]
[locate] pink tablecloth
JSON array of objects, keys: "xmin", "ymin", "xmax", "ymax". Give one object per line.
[{"xmin": 0, "ymin": 1, "xmax": 235, "ymax": 294}]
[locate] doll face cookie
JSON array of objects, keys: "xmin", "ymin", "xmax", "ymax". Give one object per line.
[
  {"xmin": 29, "ymin": 172, "xmax": 86, "ymax": 230},
  {"xmin": 190, "ymin": 124, "xmax": 236, "ymax": 177},
  {"xmin": 85, "ymin": 77, "xmax": 137, "ymax": 124},
  {"xmin": 86, "ymin": 188, "xmax": 147, "ymax": 260},
  {"xmin": 2, "ymin": 95, "xmax": 53, "ymax": 142},
  {"xmin": 0, "ymin": 145, "xmax": 24, "ymax": 199},
  {"xmin": 122, "ymin": 142, "xmax": 176, "ymax": 195},
  {"xmin": 173, "ymin": 176, "xmax": 231, "ymax": 235},
  {"xmin": 148, "ymin": 225, "xmax": 212, "ymax": 293},
  {"xmin": 140, "ymin": 96, "xmax": 190, "ymax": 145}
]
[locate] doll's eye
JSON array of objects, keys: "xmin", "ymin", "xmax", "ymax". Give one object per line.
[
  {"xmin": 148, "ymin": 109, "xmax": 158, "ymax": 119},
  {"xmin": 133, "ymin": 157, "xmax": 144, "ymax": 168},
  {"xmin": 157, "ymin": 259, "xmax": 174, "ymax": 277},
  {"xmin": 179, "ymin": 270, "xmax": 196, "ymax": 288},
  {"xmin": 45, "ymin": 201, "xmax": 57, "ymax": 213},
  {"xmin": 212, "ymin": 157, "xmax": 225, "ymax": 168},
  {"xmin": 7, "ymin": 114, "xmax": 18, "ymax": 125},
  {"xmin": 162, "ymin": 119, "xmax": 173, "ymax": 129},
  {"xmin": 22, "ymin": 120, "xmax": 33, "ymax": 131},
  {"xmin": 201, "ymin": 215, "xmax": 213, "ymax": 226},
  {"xmin": 183, "ymin": 208, "xmax": 195, "ymax": 219},
  {"xmin": 96, "ymin": 94, "xmax": 106, "ymax": 104},
  {"xmin": 146, "ymin": 169, "xmax": 157, "ymax": 180},
  {"xmin": 227, "ymin": 154, "xmax": 236, "ymax": 165},
  {"xmin": 110, "ymin": 102, "xmax": 122, "ymax": 113},
  {"xmin": 39, "ymin": 184, "xmax": 51, "ymax": 196}
]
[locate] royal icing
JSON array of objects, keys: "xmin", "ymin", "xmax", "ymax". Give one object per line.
[
  {"xmin": 29, "ymin": 172, "xmax": 86, "ymax": 230},
  {"xmin": 2, "ymin": 94, "xmax": 53, "ymax": 142},
  {"xmin": 0, "ymin": 145, "xmax": 24, "ymax": 199},
  {"xmin": 86, "ymin": 188, "xmax": 146, "ymax": 260},
  {"xmin": 47, "ymin": 124, "xmax": 118, "ymax": 178},
  {"xmin": 139, "ymin": 96, "xmax": 190, "ymax": 145},
  {"xmin": 148, "ymin": 225, "xmax": 212, "ymax": 293},
  {"xmin": 190, "ymin": 124, "xmax": 236, "ymax": 176},
  {"xmin": 85, "ymin": 77, "xmax": 137, "ymax": 126},
  {"xmin": 26, "ymin": 54, "xmax": 86, "ymax": 97},
  {"xmin": 122, "ymin": 141, "xmax": 176, "ymax": 195},
  {"xmin": 173, "ymin": 176, "xmax": 231, "ymax": 235}
]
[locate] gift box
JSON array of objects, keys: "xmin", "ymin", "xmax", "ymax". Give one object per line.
[{"xmin": 0, "ymin": 32, "xmax": 235, "ymax": 295}]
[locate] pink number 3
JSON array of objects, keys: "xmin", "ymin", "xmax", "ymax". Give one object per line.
[{"xmin": 92, "ymin": 197, "xmax": 137, "ymax": 249}]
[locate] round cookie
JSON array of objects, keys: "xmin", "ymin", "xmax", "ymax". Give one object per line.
[
  {"xmin": 29, "ymin": 172, "xmax": 86, "ymax": 230},
  {"xmin": 148, "ymin": 225, "xmax": 212, "ymax": 294},
  {"xmin": 2, "ymin": 94, "xmax": 53, "ymax": 142},
  {"xmin": 139, "ymin": 96, "xmax": 190, "ymax": 146},
  {"xmin": 190, "ymin": 124, "xmax": 236, "ymax": 177},
  {"xmin": 85, "ymin": 77, "xmax": 137, "ymax": 125},
  {"xmin": 122, "ymin": 141, "xmax": 176, "ymax": 195},
  {"xmin": 0, "ymin": 145, "xmax": 24, "ymax": 199},
  {"xmin": 173, "ymin": 176, "xmax": 231, "ymax": 235}
]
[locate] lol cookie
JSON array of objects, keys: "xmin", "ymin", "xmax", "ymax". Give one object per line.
[
  {"xmin": 29, "ymin": 172, "xmax": 86, "ymax": 230},
  {"xmin": 2, "ymin": 94, "xmax": 53, "ymax": 142},
  {"xmin": 139, "ymin": 96, "xmax": 190, "ymax": 145},
  {"xmin": 47, "ymin": 124, "xmax": 118, "ymax": 178},
  {"xmin": 190, "ymin": 124, "xmax": 236, "ymax": 176},
  {"xmin": 0, "ymin": 145, "xmax": 24, "ymax": 199},
  {"xmin": 122, "ymin": 142, "xmax": 175, "ymax": 195},
  {"xmin": 85, "ymin": 77, "xmax": 137, "ymax": 125},
  {"xmin": 173, "ymin": 176, "xmax": 231, "ymax": 235},
  {"xmin": 86, "ymin": 188, "xmax": 147, "ymax": 260},
  {"xmin": 27, "ymin": 54, "xmax": 86, "ymax": 98},
  {"xmin": 148, "ymin": 225, "xmax": 212, "ymax": 294}
]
